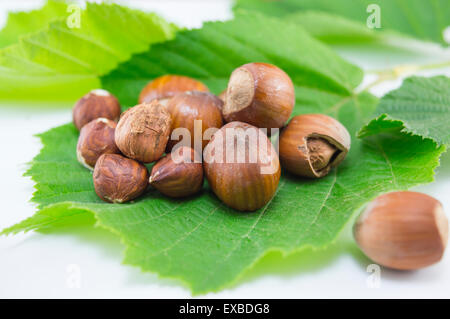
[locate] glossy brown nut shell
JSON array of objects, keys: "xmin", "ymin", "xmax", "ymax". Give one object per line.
[
  {"xmin": 73, "ymin": 89, "xmax": 121, "ymax": 130},
  {"xmin": 76, "ymin": 118, "xmax": 120, "ymax": 170},
  {"xmin": 203, "ymin": 121, "xmax": 281, "ymax": 212},
  {"xmin": 115, "ymin": 101, "xmax": 172, "ymax": 163},
  {"xmin": 166, "ymin": 91, "xmax": 223, "ymax": 151},
  {"xmin": 222, "ymin": 63, "xmax": 295, "ymax": 130},
  {"xmin": 93, "ymin": 154, "xmax": 149, "ymax": 203},
  {"xmin": 279, "ymin": 114, "xmax": 351, "ymax": 178},
  {"xmin": 150, "ymin": 146, "xmax": 203, "ymax": 198},
  {"xmin": 138, "ymin": 75, "xmax": 209, "ymax": 105},
  {"xmin": 354, "ymin": 191, "xmax": 448, "ymax": 270}
]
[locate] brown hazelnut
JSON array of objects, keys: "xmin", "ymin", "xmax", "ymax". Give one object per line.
[
  {"xmin": 76, "ymin": 118, "xmax": 120, "ymax": 170},
  {"xmin": 73, "ymin": 89, "xmax": 121, "ymax": 130},
  {"xmin": 138, "ymin": 75, "xmax": 209, "ymax": 105},
  {"xmin": 149, "ymin": 146, "xmax": 203, "ymax": 198},
  {"xmin": 354, "ymin": 191, "xmax": 448, "ymax": 270},
  {"xmin": 222, "ymin": 63, "xmax": 295, "ymax": 130},
  {"xmin": 203, "ymin": 121, "xmax": 281, "ymax": 212},
  {"xmin": 279, "ymin": 114, "xmax": 350, "ymax": 178},
  {"xmin": 166, "ymin": 91, "xmax": 223, "ymax": 151},
  {"xmin": 93, "ymin": 154, "xmax": 149, "ymax": 203},
  {"xmin": 115, "ymin": 101, "xmax": 172, "ymax": 163}
]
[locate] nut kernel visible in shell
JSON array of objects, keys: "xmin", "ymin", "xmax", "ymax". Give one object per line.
[
  {"xmin": 76, "ymin": 118, "xmax": 120, "ymax": 170},
  {"xmin": 115, "ymin": 101, "xmax": 172, "ymax": 163},
  {"xmin": 279, "ymin": 114, "xmax": 351, "ymax": 178},
  {"xmin": 93, "ymin": 154, "xmax": 149, "ymax": 203}
]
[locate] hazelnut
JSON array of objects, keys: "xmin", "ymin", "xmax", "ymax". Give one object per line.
[
  {"xmin": 76, "ymin": 118, "xmax": 120, "ymax": 170},
  {"xmin": 115, "ymin": 101, "xmax": 172, "ymax": 163},
  {"xmin": 279, "ymin": 114, "xmax": 350, "ymax": 178},
  {"xmin": 138, "ymin": 75, "xmax": 209, "ymax": 105},
  {"xmin": 93, "ymin": 154, "xmax": 149, "ymax": 203},
  {"xmin": 354, "ymin": 191, "xmax": 448, "ymax": 270},
  {"xmin": 73, "ymin": 89, "xmax": 121, "ymax": 130},
  {"xmin": 203, "ymin": 121, "xmax": 281, "ymax": 212},
  {"xmin": 166, "ymin": 91, "xmax": 223, "ymax": 151},
  {"xmin": 149, "ymin": 146, "xmax": 203, "ymax": 198},
  {"xmin": 222, "ymin": 63, "xmax": 295, "ymax": 130}
]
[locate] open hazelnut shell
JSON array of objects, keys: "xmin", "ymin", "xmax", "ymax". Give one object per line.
[{"xmin": 279, "ymin": 114, "xmax": 351, "ymax": 178}]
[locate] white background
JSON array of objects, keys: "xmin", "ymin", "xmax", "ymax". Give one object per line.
[{"xmin": 0, "ymin": 0, "xmax": 450, "ymax": 298}]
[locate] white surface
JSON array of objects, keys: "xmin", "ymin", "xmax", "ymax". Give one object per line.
[{"xmin": 1, "ymin": 0, "xmax": 450, "ymax": 299}]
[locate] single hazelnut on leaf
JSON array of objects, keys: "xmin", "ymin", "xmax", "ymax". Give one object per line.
[
  {"xmin": 115, "ymin": 101, "xmax": 172, "ymax": 163},
  {"xmin": 222, "ymin": 62, "xmax": 295, "ymax": 130},
  {"xmin": 166, "ymin": 91, "xmax": 223, "ymax": 151},
  {"xmin": 76, "ymin": 118, "xmax": 120, "ymax": 170},
  {"xmin": 203, "ymin": 121, "xmax": 281, "ymax": 212},
  {"xmin": 279, "ymin": 114, "xmax": 351, "ymax": 178},
  {"xmin": 149, "ymin": 146, "xmax": 203, "ymax": 198},
  {"xmin": 138, "ymin": 75, "xmax": 209, "ymax": 105},
  {"xmin": 354, "ymin": 191, "xmax": 448, "ymax": 270},
  {"xmin": 93, "ymin": 154, "xmax": 149, "ymax": 203},
  {"xmin": 73, "ymin": 89, "xmax": 121, "ymax": 130}
]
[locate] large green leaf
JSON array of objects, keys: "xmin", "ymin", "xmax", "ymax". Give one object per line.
[
  {"xmin": 0, "ymin": 0, "xmax": 68, "ymax": 49},
  {"xmin": 234, "ymin": 0, "xmax": 450, "ymax": 45},
  {"xmin": 359, "ymin": 76, "xmax": 450, "ymax": 145},
  {"xmin": 0, "ymin": 2, "xmax": 176, "ymax": 102},
  {"xmin": 2, "ymin": 13, "xmax": 444, "ymax": 294}
]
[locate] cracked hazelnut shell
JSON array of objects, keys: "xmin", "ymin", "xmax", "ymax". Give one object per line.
[
  {"xmin": 354, "ymin": 191, "xmax": 448, "ymax": 270},
  {"xmin": 115, "ymin": 101, "xmax": 172, "ymax": 163},
  {"xmin": 203, "ymin": 121, "xmax": 281, "ymax": 212},
  {"xmin": 138, "ymin": 75, "xmax": 209, "ymax": 105},
  {"xmin": 76, "ymin": 118, "xmax": 120, "ymax": 170},
  {"xmin": 279, "ymin": 114, "xmax": 351, "ymax": 178},
  {"xmin": 222, "ymin": 63, "xmax": 295, "ymax": 130},
  {"xmin": 149, "ymin": 146, "xmax": 203, "ymax": 198},
  {"xmin": 73, "ymin": 89, "xmax": 121, "ymax": 130},
  {"xmin": 93, "ymin": 154, "xmax": 149, "ymax": 203},
  {"xmin": 166, "ymin": 91, "xmax": 223, "ymax": 151}
]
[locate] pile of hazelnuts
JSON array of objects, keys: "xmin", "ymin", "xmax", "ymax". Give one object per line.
[{"xmin": 73, "ymin": 62, "xmax": 448, "ymax": 271}]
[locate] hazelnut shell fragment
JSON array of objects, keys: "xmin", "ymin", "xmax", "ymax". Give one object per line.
[
  {"xmin": 93, "ymin": 154, "xmax": 149, "ymax": 203},
  {"xmin": 203, "ymin": 121, "xmax": 281, "ymax": 212},
  {"xmin": 73, "ymin": 89, "xmax": 121, "ymax": 130},
  {"xmin": 354, "ymin": 191, "xmax": 448, "ymax": 270},
  {"xmin": 223, "ymin": 63, "xmax": 295, "ymax": 130},
  {"xmin": 76, "ymin": 118, "xmax": 120, "ymax": 170},
  {"xmin": 279, "ymin": 114, "xmax": 351, "ymax": 178},
  {"xmin": 138, "ymin": 75, "xmax": 209, "ymax": 105},
  {"xmin": 166, "ymin": 91, "xmax": 223, "ymax": 151},
  {"xmin": 115, "ymin": 101, "xmax": 172, "ymax": 163},
  {"xmin": 150, "ymin": 146, "xmax": 203, "ymax": 198}
]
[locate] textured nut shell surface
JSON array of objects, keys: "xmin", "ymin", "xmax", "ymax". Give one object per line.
[
  {"xmin": 150, "ymin": 146, "xmax": 203, "ymax": 198},
  {"xmin": 166, "ymin": 91, "xmax": 223, "ymax": 150},
  {"xmin": 139, "ymin": 75, "xmax": 209, "ymax": 104},
  {"xmin": 77, "ymin": 118, "xmax": 120, "ymax": 169},
  {"xmin": 115, "ymin": 101, "xmax": 172, "ymax": 163},
  {"xmin": 279, "ymin": 114, "xmax": 351, "ymax": 178},
  {"xmin": 203, "ymin": 121, "xmax": 281, "ymax": 211},
  {"xmin": 223, "ymin": 63, "xmax": 295, "ymax": 130},
  {"xmin": 93, "ymin": 154, "xmax": 149, "ymax": 203},
  {"xmin": 73, "ymin": 90, "xmax": 121, "ymax": 130},
  {"xmin": 354, "ymin": 191, "xmax": 449, "ymax": 270}
]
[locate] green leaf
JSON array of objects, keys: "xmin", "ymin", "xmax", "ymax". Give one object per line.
[
  {"xmin": 359, "ymin": 76, "xmax": 450, "ymax": 145},
  {"xmin": 0, "ymin": 2, "xmax": 176, "ymax": 103},
  {"xmin": 3, "ymin": 13, "xmax": 445, "ymax": 294},
  {"xmin": 234, "ymin": 0, "xmax": 450, "ymax": 45},
  {"xmin": 0, "ymin": 0, "xmax": 68, "ymax": 49}
]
